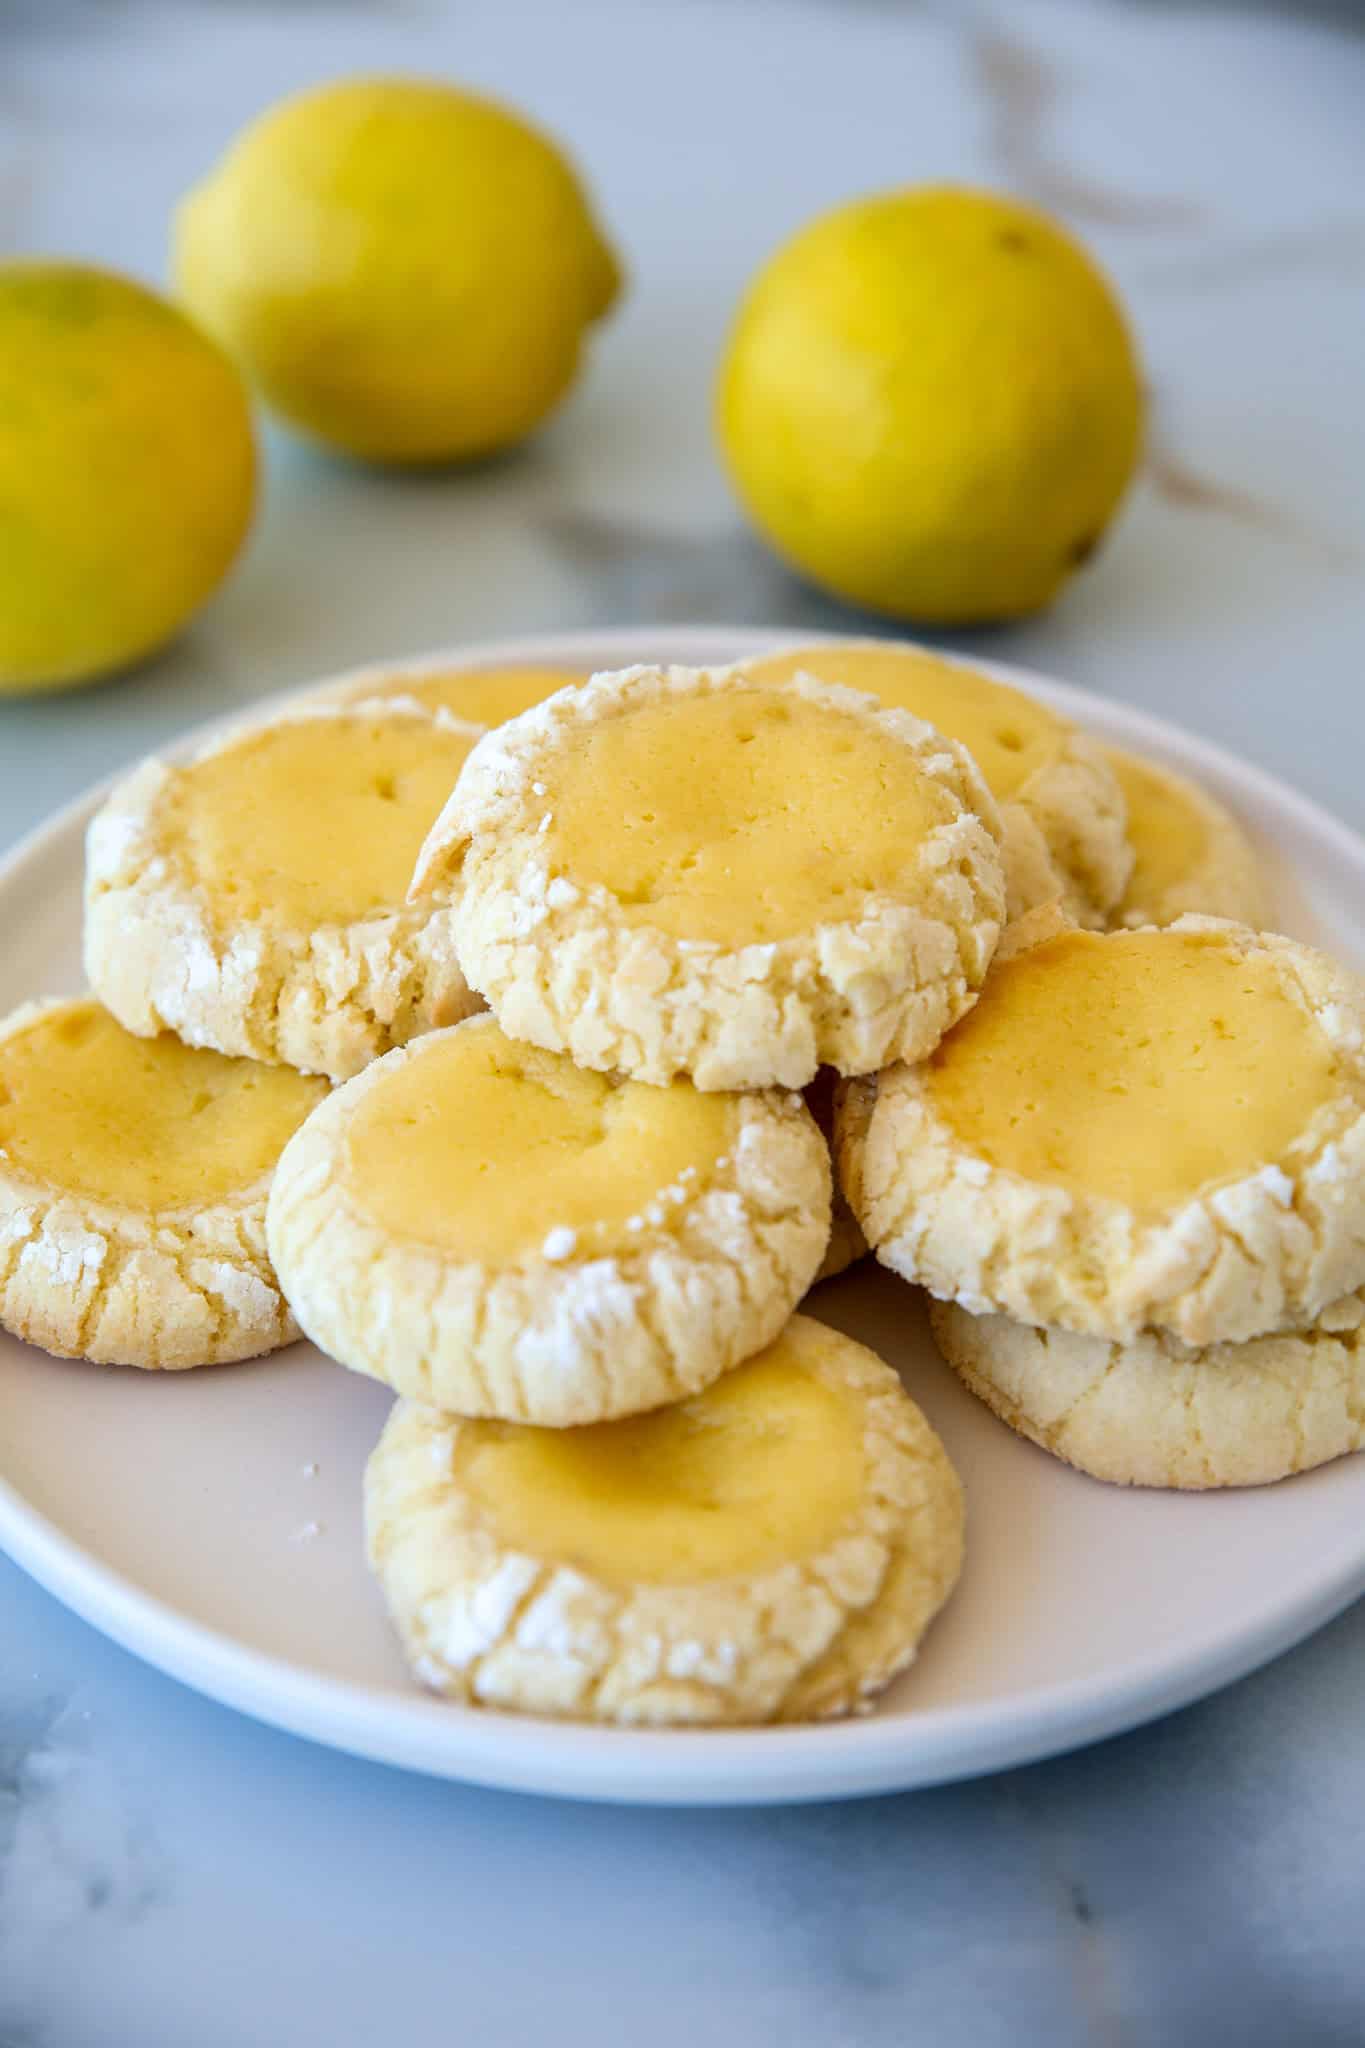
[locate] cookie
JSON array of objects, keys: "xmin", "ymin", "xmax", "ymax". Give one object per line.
[
  {"xmin": 319, "ymin": 660, "xmax": 587, "ymax": 728},
  {"xmin": 838, "ymin": 920, "xmax": 1365, "ymax": 1346},
  {"xmin": 85, "ymin": 700, "xmax": 485, "ymax": 1082},
  {"xmin": 267, "ymin": 1013, "xmax": 831, "ymax": 1424},
  {"xmin": 929, "ymin": 1290, "xmax": 1365, "ymax": 1490},
  {"xmin": 1105, "ymin": 745, "xmax": 1268, "ymax": 931},
  {"xmin": 737, "ymin": 640, "xmax": 1131, "ymax": 925},
  {"xmin": 365, "ymin": 1313, "xmax": 964, "ymax": 1724},
  {"xmin": 412, "ymin": 663, "xmax": 1006, "ymax": 1090},
  {"xmin": 804, "ymin": 1068, "xmax": 867, "ymax": 1284},
  {"xmin": 814, "ymin": 1203, "xmax": 869, "ymax": 1287},
  {"xmin": 0, "ymin": 997, "xmax": 326, "ymax": 1369}
]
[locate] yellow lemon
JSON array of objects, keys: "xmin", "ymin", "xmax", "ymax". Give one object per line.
[
  {"xmin": 174, "ymin": 76, "xmax": 622, "ymax": 465},
  {"xmin": 0, "ymin": 262, "xmax": 255, "ymax": 696},
  {"xmin": 716, "ymin": 186, "xmax": 1143, "ymax": 624}
]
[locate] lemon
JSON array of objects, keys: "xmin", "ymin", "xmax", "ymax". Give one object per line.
[
  {"xmin": 716, "ymin": 186, "xmax": 1143, "ymax": 624},
  {"xmin": 174, "ymin": 77, "xmax": 622, "ymax": 466},
  {"xmin": 0, "ymin": 263, "xmax": 255, "ymax": 697}
]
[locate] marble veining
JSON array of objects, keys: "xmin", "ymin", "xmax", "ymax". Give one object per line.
[
  {"xmin": 1138, "ymin": 215, "xmax": 1365, "ymax": 290},
  {"xmin": 539, "ymin": 509, "xmax": 857, "ymax": 633},
  {"xmin": 970, "ymin": 21, "xmax": 1203, "ymax": 227},
  {"xmin": 0, "ymin": 1688, "xmax": 165, "ymax": 2045},
  {"xmin": 2, "ymin": 0, "xmax": 1365, "ymax": 2041},
  {"xmin": 1143, "ymin": 412, "xmax": 1361, "ymax": 567}
]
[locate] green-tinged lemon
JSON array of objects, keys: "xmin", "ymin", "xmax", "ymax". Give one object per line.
[{"xmin": 0, "ymin": 262, "xmax": 255, "ymax": 696}]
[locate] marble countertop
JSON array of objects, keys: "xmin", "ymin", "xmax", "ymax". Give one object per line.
[{"xmin": 4, "ymin": 1, "xmax": 1365, "ymax": 2040}]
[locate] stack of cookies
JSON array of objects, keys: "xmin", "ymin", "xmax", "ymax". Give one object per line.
[
  {"xmin": 842, "ymin": 918, "xmax": 1365, "ymax": 1490},
  {"xmin": 2, "ymin": 635, "xmax": 1360, "ymax": 1728}
]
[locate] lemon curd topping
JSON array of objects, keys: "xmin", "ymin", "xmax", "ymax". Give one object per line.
[
  {"xmin": 169, "ymin": 715, "xmax": 477, "ymax": 927},
  {"xmin": 453, "ymin": 1335, "xmax": 866, "ymax": 1584},
  {"xmin": 925, "ymin": 929, "xmax": 1341, "ymax": 1208},
  {"xmin": 537, "ymin": 686, "xmax": 956, "ymax": 946},
  {"xmin": 1106, "ymin": 748, "xmax": 1210, "ymax": 912},
  {"xmin": 394, "ymin": 666, "xmax": 585, "ymax": 727},
  {"xmin": 0, "ymin": 999, "xmax": 326, "ymax": 1211},
  {"xmin": 743, "ymin": 643, "xmax": 1067, "ymax": 800},
  {"xmin": 345, "ymin": 1016, "xmax": 737, "ymax": 1265}
]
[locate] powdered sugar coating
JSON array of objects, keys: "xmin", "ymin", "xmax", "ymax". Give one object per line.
[
  {"xmin": 930, "ymin": 1288, "xmax": 1365, "ymax": 1490},
  {"xmin": 992, "ymin": 751, "xmax": 1129, "ymax": 930},
  {"xmin": 364, "ymin": 1314, "xmax": 964, "ymax": 1725},
  {"xmin": 84, "ymin": 700, "xmax": 484, "ymax": 1082},
  {"xmin": 267, "ymin": 1020, "xmax": 833, "ymax": 1425},
  {"xmin": 410, "ymin": 664, "xmax": 1007, "ymax": 1090},
  {"xmin": 837, "ymin": 920, "xmax": 1365, "ymax": 1347},
  {"xmin": 0, "ymin": 998, "xmax": 302, "ymax": 1370}
]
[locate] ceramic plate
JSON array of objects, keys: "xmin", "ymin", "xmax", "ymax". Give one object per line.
[{"xmin": 3, "ymin": 626, "xmax": 1364, "ymax": 1807}]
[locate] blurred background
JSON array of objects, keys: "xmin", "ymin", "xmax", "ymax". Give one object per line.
[{"xmin": 2, "ymin": 0, "xmax": 1363, "ymax": 844}]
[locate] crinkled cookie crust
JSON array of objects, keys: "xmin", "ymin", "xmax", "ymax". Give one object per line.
[
  {"xmin": 364, "ymin": 1314, "xmax": 964, "ymax": 1726},
  {"xmin": 267, "ymin": 1027, "xmax": 833, "ymax": 1425},
  {"xmin": 1106, "ymin": 746, "xmax": 1269, "ymax": 932},
  {"xmin": 411, "ymin": 663, "xmax": 1007, "ymax": 1091},
  {"xmin": 0, "ymin": 999, "xmax": 300, "ymax": 1370},
  {"xmin": 838, "ymin": 919, "xmax": 1365, "ymax": 1347},
  {"xmin": 996, "ymin": 727, "xmax": 1130, "ymax": 928},
  {"xmin": 84, "ymin": 701, "xmax": 483, "ymax": 1083},
  {"xmin": 930, "ymin": 1290, "xmax": 1365, "ymax": 1491}
]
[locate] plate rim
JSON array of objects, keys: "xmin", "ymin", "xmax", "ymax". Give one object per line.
[
  {"xmin": 4, "ymin": 622, "xmax": 1365, "ymax": 1806},
  {"xmin": 4, "ymin": 1452, "xmax": 1363, "ymax": 1806}
]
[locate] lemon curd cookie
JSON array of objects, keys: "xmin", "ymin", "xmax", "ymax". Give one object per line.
[
  {"xmin": 85, "ymin": 700, "xmax": 485, "ymax": 1082},
  {"xmin": 267, "ymin": 1013, "xmax": 831, "ymax": 1425},
  {"xmin": 412, "ymin": 663, "xmax": 1006, "ymax": 1091},
  {"xmin": 317, "ymin": 661, "xmax": 587, "ymax": 727},
  {"xmin": 1105, "ymin": 745, "xmax": 1268, "ymax": 932},
  {"xmin": 737, "ymin": 641, "xmax": 1130, "ymax": 926},
  {"xmin": 929, "ymin": 1291, "xmax": 1365, "ymax": 1491},
  {"xmin": 365, "ymin": 1314, "xmax": 964, "ymax": 1725},
  {"xmin": 838, "ymin": 920, "xmax": 1365, "ymax": 1347},
  {"xmin": 0, "ymin": 997, "xmax": 326, "ymax": 1369}
]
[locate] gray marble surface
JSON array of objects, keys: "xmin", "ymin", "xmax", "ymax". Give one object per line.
[{"xmin": 3, "ymin": 1, "xmax": 1365, "ymax": 2040}]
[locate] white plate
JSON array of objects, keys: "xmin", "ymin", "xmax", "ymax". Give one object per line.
[{"xmin": 4, "ymin": 626, "xmax": 1365, "ymax": 1807}]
